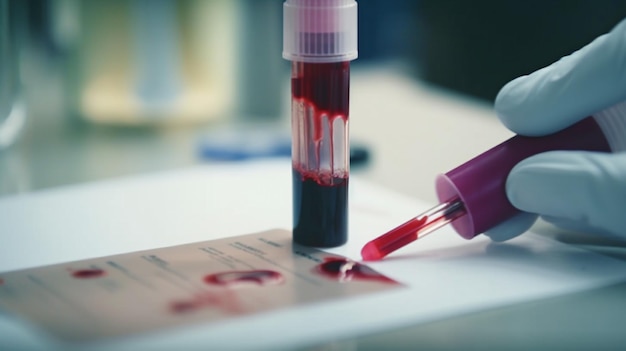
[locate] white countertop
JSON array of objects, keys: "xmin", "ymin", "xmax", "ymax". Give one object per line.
[{"xmin": 2, "ymin": 64, "xmax": 626, "ymax": 350}]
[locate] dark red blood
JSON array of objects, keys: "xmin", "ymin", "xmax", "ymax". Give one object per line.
[
  {"xmin": 71, "ymin": 269, "xmax": 106, "ymax": 279},
  {"xmin": 293, "ymin": 168, "xmax": 348, "ymax": 247},
  {"xmin": 291, "ymin": 61, "xmax": 350, "ymax": 248},
  {"xmin": 204, "ymin": 270, "xmax": 283, "ymax": 286},
  {"xmin": 316, "ymin": 258, "xmax": 396, "ymax": 284},
  {"xmin": 291, "ymin": 61, "xmax": 350, "ymax": 114}
]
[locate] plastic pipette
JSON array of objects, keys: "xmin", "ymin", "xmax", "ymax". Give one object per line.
[{"xmin": 362, "ymin": 110, "xmax": 626, "ymax": 261}]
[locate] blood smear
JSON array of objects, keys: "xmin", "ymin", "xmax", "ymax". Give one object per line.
[
  {"xmin": 71, "ymin": 269, "xmax": 106, "ymax": 279},
  {"xmin": 204, "ymin": 270, "xmax": 284, "ymax": 287},
  {"xmin": 315, "ymin": 258, "xmax": 396, "ymax": 284}
]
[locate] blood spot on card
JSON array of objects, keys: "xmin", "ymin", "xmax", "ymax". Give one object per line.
[
  {"xmin": 169, "ymin": 291, "xmax": 242, "ymax": 315},
  {"xmin": 204, "ymin": 270, "xmax": 284, "ymax": 287},
  {"xmin": 71, "ymin": 269, "xmax": 106, "ymax": 279},
  {"xmin": 315, "ymin": 258, "xmax": 396, "ymax": 284}
]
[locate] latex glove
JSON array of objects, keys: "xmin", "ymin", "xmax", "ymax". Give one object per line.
[{"xmin": 484, "ymin": 18, "xmax": 626, "ymax": 241}]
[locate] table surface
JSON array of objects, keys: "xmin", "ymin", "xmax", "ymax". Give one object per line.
[{"xmin": 2, "ymin": 62, "xmax": 626, "ymax": 350}]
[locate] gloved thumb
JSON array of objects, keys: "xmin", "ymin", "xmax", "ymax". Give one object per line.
[{"xmin": 505, "ymin": 150, "xmax": 626, "ymax": 238}]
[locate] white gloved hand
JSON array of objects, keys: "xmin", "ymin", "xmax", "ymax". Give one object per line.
[{"xmin": 484, "ymin": 18, "xmax": 626, "ymax": 241}]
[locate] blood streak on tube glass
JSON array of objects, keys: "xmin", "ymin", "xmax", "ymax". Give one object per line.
[
  {"xmin": 283, "ymin": 0, "xmax": 357, "ymax": 247},
  {"xmin": 292, "ymin": 61, "xmax": 350, "ymax": 247}
]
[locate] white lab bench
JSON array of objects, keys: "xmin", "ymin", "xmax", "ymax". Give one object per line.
[{"xmin": 1, "ymin": 64, "xmax": 625, "ymax": 350}]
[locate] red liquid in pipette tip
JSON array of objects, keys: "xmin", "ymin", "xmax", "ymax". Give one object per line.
[
  {"xmin": 361, "ymin": 200, "xmax": 466, "ymax": 261},
  {"xmin": 361, "ymin": 216, "xmax": 428, "ymax": 261}
]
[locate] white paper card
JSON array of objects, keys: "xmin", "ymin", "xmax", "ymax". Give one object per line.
[
  {"xmin": 0, "ymin": 229, "xmax": 401, "ymax": 341},
  {"xmin": 1, "ymin": 161, "xmax": 625, "ymax": 351}
]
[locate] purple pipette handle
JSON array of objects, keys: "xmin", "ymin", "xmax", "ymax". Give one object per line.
[{"xmin": 435, "ymin": 117, "xmax": 611, "ymax": 239}]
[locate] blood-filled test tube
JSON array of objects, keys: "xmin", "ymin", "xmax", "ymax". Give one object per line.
[{"xmin": 283, "ymin": 0, "xmax": 358, "ymax": 247}]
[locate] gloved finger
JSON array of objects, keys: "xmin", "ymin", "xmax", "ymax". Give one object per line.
[
  {"xmin": 506, "ymin": 150, "xmax": 626, "ymax": 237},
  {"xmin": 541, "ymin": 215, "xmax": 618, "ymax": 238},
  {"xmin": 495, "ymin": 18, "xmax": 626, "ymax": 137},
  {"xmin": 483, "ymin": 212, "xmax": 538, "ymax": 242}
]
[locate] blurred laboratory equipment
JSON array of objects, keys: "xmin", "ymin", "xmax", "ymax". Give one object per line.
[
  {"xmin": 0, "ymin": 0, "xmax": 26, "ymax": 149},
  {"xmin": 63, "ymin": 0, "xmax": 238, "ymax": 126},
  {"xmin": 236, "ymin": 0, "xmax": 285, "ymax": 121},
  {"xmin": 59, "ymin": 0, "xmax": 279, "ymax": 126}
]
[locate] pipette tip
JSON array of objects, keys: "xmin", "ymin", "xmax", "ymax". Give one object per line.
[
  {"xmin": 361, "ymin": 241, "xmax": 383, "ymax": 261},
  {"xmin": 360, "ymin": 200, "xmax": 465, "ymax": 261}
]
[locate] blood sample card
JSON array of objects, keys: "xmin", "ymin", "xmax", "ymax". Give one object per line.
[{"xmin": 0, "ymin": 229, "xmax": 402, "ymax": 341}]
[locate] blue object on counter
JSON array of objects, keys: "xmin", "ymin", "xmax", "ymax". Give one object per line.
[{"xmin": 198, "ymin": 130, "xmax": 291, "ymax": 161}]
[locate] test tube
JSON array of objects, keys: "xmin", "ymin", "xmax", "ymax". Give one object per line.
[{"xmin": 283, "ymin": 0, "xmax": 358, "ymax": 247}]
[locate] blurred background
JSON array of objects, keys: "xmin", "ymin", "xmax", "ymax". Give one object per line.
[{"xmin": 2, "ymin": 0, "xmax": 626, "ymax": 196}]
